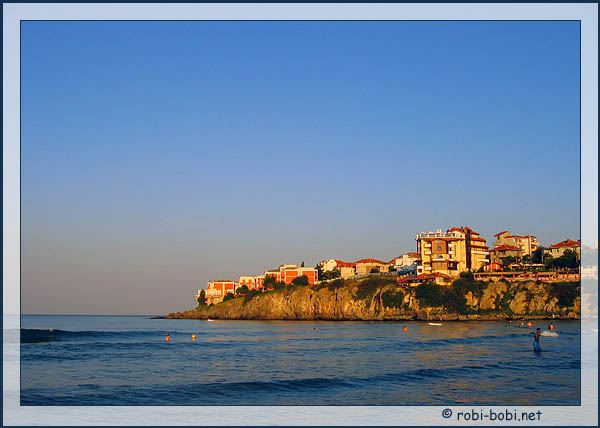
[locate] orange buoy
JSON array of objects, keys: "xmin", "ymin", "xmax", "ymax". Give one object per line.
[
  {"xmin": 164, "ymin": 334, "xmax": 170, "ymax": 342},
  {"xmin": 192, "ymin": 334, "xmax": 196, "ymax": 340},
  {"xmin": 527, "ymin": 321, "xmax": 532, "ymax": 328},
  {"xmin": 403, "ymin": 326, "xmax": 408, "ymax": 332}
]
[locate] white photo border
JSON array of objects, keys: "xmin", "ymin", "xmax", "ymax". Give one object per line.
[{"xmin": 3, "ymin": 2, "xmax": 598, "ymax": 426}]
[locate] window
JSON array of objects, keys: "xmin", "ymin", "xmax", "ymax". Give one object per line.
[{"xmin": 437, "ymin": 246, "xmax": 441, "ymax": 251}]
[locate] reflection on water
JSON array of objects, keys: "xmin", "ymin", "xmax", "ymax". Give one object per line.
[{"xmin": 19, "ymin": 315, "xmax": 580, "ymax": 405}]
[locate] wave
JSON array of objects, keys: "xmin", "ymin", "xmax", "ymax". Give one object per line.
[{"xmin": 20, "ymin": 329, "xmax": 202, "ymax": 344}]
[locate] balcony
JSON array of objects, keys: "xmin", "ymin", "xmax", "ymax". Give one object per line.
[{"xmin": 417, "ymin": 232, "xmax": 461, "ymax": 239}]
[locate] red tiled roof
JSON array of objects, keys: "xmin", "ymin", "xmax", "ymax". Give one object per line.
[
  {"xmin": 335, "ymin": 260, "xmax": 356, "ymax": 268},
  {"xmin": 407, "ymin": 252, "xmax": 419, "ymax": 257},
  {"xmin": 549, "ymin": 239, "xmax": 580, "ymax": 249},
  {"xmin": 470, "ymin": 237, "xmax": 486, "ymax": 242},
  {"xmin": 494, "ymin": 230, "xmax": 510, "ymax": 237},
  {"xmin": 355, "ymin": 258, "xmax": 388, "ymax": 265},
  {"xmin": 491, "ymin": 244, "xmax": 521, "ymax": 251},
  {"xmin": 448, "ymin": 227, "xmax": 464, "ymax": 233}
]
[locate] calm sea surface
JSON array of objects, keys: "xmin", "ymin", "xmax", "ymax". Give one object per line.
[{"xmin": 19, "ymin": 315, "xmax": 580, "ymax": 406}]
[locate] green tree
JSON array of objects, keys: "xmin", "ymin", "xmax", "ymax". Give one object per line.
[
  {"xmin": 301, "ymin": 261, "xmax": 305, "ymax": 267},
  {"xmin": 235, "ymin": 285, "xmax": 249, "ymax": 295},
  {"xmin": 263, "ymin": 275, "xmax": 276, "ymax": 287},
  {"xmin": 196, "ymin": 289, "xmax": 206, "ymax": 306},
  {"xmin": 223, "ymin": 292, "xmax": 235, "ymax": 302},
  {"xmin": 388, "ymin": 265, "xmax": 397, "ymax": 272},
  {"xmin": 370, "ymin": 267, "xmax": 380, "ymax": 274},
  {"xmin": 291, "ymin": 275, "xmax": 309, "ymax": 286},
  {"xmin": 322, "ymin": 269, "xmax": 341, "ymax": 280},
  {"xmin": 532, "ymin": 247, "xmax": 545, "ymax": 264},
  {"xmin": 501, "ymin": 256, "xmax": 517, "ymax": 267}
]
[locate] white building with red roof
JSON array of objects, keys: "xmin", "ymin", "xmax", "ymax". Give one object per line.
[{"xmin": 544, "ymin": 239, "xmax": 581, "ymax": 259}]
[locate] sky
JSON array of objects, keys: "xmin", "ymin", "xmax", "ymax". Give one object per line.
[{"xmin": 21, "ymin": 21, "xmax": 581, "ymax": 315}]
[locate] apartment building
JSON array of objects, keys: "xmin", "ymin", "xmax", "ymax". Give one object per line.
[
  {"xmin": 203, "ymin": 280, "xmax": 237, "ymax": 305},
  {"xmin": 489, "ymin": 244, "xmax": 522, "ymax": 264},
  {"xmin": 415, "ymin": 226, "xmax": 490, "ymax": 278}
]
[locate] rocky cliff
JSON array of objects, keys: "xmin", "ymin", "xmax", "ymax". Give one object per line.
[{"xmin": 165, "ymin": 278, "xmax": 580, "ymax": 321}]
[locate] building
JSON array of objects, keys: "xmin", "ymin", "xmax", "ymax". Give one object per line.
[
  {"xmin": 238, "ymin": 276, "xmax": 256, "ymax": 289},
  {"xmin": 494, "ymin": 230, "xmax": 539, "ymax": 256},
  {"xmin": 354, "ymin": 258, "xmax": 390, "ymax": 275},
  {"xmin": 544, "ymin": 239, "xmax": 581, "ymax": 259},
  {"xmin": 203, "ymin": 280, "xmax": 237, "ymax": 305},
  {"xmin": 397, "ymin": 273, "xmax": 453, "ymax": 287},
  {"xmin": 320, "ymin": 259, "xmax": 356, "ymax": 279},
  {"xmin": 392, "ymin": 253, "xmax": 420, "ymax": 269},
  {"xmin": 415, "ymin": 226, "xmax": 490, "ymax": 278},
  {"xmin": 489, "ymin": 244, "xmax": 521, "ymax": 264},
  {"xmin": 280, "ymin": 264, "xmax": 318, "ymax": 285},
  {"xmin": 319, "ymin": 259, "xmax": 338, "ymax": 272}
]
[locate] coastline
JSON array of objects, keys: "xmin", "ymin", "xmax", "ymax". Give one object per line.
[{"xmin": 164, "ymin": 278, "xmax": 581, "ymax": 322}]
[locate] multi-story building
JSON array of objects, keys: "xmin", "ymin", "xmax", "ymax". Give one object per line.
[
  {"xmin": 238, "ymin": 276, "xmax": 256, "ymax": 289},
  {"xmin": 355, "ymin": 258, "xmax": 390, "ymax": 275},
  {"xmin": 415, "ymin": 226, "xmax": 490, "ymax": 278},
  {"xmin": 203, "ymin": 280, "xmax": 237, "ymax": 305},
  {"xmin": 280, "ymin": 264, "xmax": 318, "ymax": 285},
  {"xmin": 489, "ymin": 244, "xmax": 522, "ymax": 264},
  {"xmin": 544, "ymin": 239, "xmax": 581, "ymax": 259},
  {"xmin": 494, "ymin": 231, "xmax": 539, "ymax": 256}
]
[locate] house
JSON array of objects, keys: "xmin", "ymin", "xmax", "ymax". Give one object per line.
[
  {"xmin": 335, "ymin": 261, "xmax": 357, "ymax": 279},
  {"xmin": 415, "ymin": 226, "xmax": 490, "ymax": 279},
  {"xmin": 354, "ymin": 258, "xmax": 390, "ymax": 275},
  {"xmin": 391, "ymin": 253, "xmax": 420, "ymax": 269},
  {"xmin": 319, "ymin": 259, "xmax": 338, "ymax": 272},
  {"xmin": 544, "ymin": 239, "xmax": 581, "ymax": 258},
  {"xmin": 494, "ymin": 230, "xmax": 539, "ymax": 256},
  {"xmin": 489, "ymin": 244, "xmax": 522, "ymax": 264},
  {"xmin": 320, "ymin": 259, "xmax": 356, "ymax": 279},
  {"xmin": 204, "ymin": 280, "xmax": 237, "ymax": 304}
]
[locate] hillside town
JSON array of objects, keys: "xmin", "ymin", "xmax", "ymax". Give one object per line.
[{"xmin": 199, "ymin": 226, "xmax": 589, "ymax": 305}]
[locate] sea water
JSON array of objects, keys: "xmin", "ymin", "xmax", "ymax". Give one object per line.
[{"xmin": 18, "ymin": 315, "xmax": 580, "ymax": 406}]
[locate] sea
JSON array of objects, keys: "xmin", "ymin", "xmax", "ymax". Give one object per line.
[{"xmin": 18, "ymin": 315, "xmax": 581, "ymax": 406}]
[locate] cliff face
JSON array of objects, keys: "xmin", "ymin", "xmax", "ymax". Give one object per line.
[{"xmin": 166, "ymin": 280, "xmax": 580, "ymax": 321}]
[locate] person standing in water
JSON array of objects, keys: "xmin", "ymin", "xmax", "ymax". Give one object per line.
[{"xmin": 533, "ymin": 328, "xmax": 541, "ymax": 352}]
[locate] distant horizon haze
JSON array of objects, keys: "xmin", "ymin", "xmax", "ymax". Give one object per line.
[{"xmin": 21, "ymin": 21, "xmax": 580, "ymax": 315}]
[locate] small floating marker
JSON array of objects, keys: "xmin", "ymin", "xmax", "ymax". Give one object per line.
[
  {"xmin": 164, "ymin": 334, "xmax": 170, "ymax": 342},
  {"xmin": 192, "ymin": 334, "xmax": 196, "ymax": 340},
  {"xmin": 403, "ymin": 326, "xmax": 408, "ymax": 332}
]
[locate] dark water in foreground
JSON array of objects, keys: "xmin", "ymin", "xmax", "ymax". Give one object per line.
[{"xmin": 20, "ymin": 315, "xmax": 580, "ymax": 406}]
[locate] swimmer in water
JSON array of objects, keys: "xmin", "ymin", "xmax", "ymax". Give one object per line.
[{"xmin": 533, "ymin": 328, "xmax": 541, "ymax": 352}]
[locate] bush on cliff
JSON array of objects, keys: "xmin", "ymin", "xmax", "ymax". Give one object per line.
[
  {"xmin": 382, "ymin": 290, "xmax": 405, "ymax": 309},
  {"xmin": 328, "ymin": 278, "xmax": 346, "ymax": 291},
  {"xmin": 223, "ymin": 292, "xmax": 235, "ymax": 302},
  {"xmin": 243, "ymin": 289, "xmax": 260, "ymax": 304},
  {"xmin": 355, "ymin": 277, "xmax": 397, "ymax": 300},
  {"xmin": 291, "ymin": 275, "xmax": 309, "ymax": 286},
  {"xmin": 548, "ymin": 281, "xmax": 580, "ymax": 307},
  {"xmin": 415, "ymin": 283, "xmax": 445, "ymax": 307}
]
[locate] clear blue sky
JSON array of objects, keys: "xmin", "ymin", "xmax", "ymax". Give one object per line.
[{"xmin": 21, "ymin": 21, "xmax": 580, "ymax": 315}]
